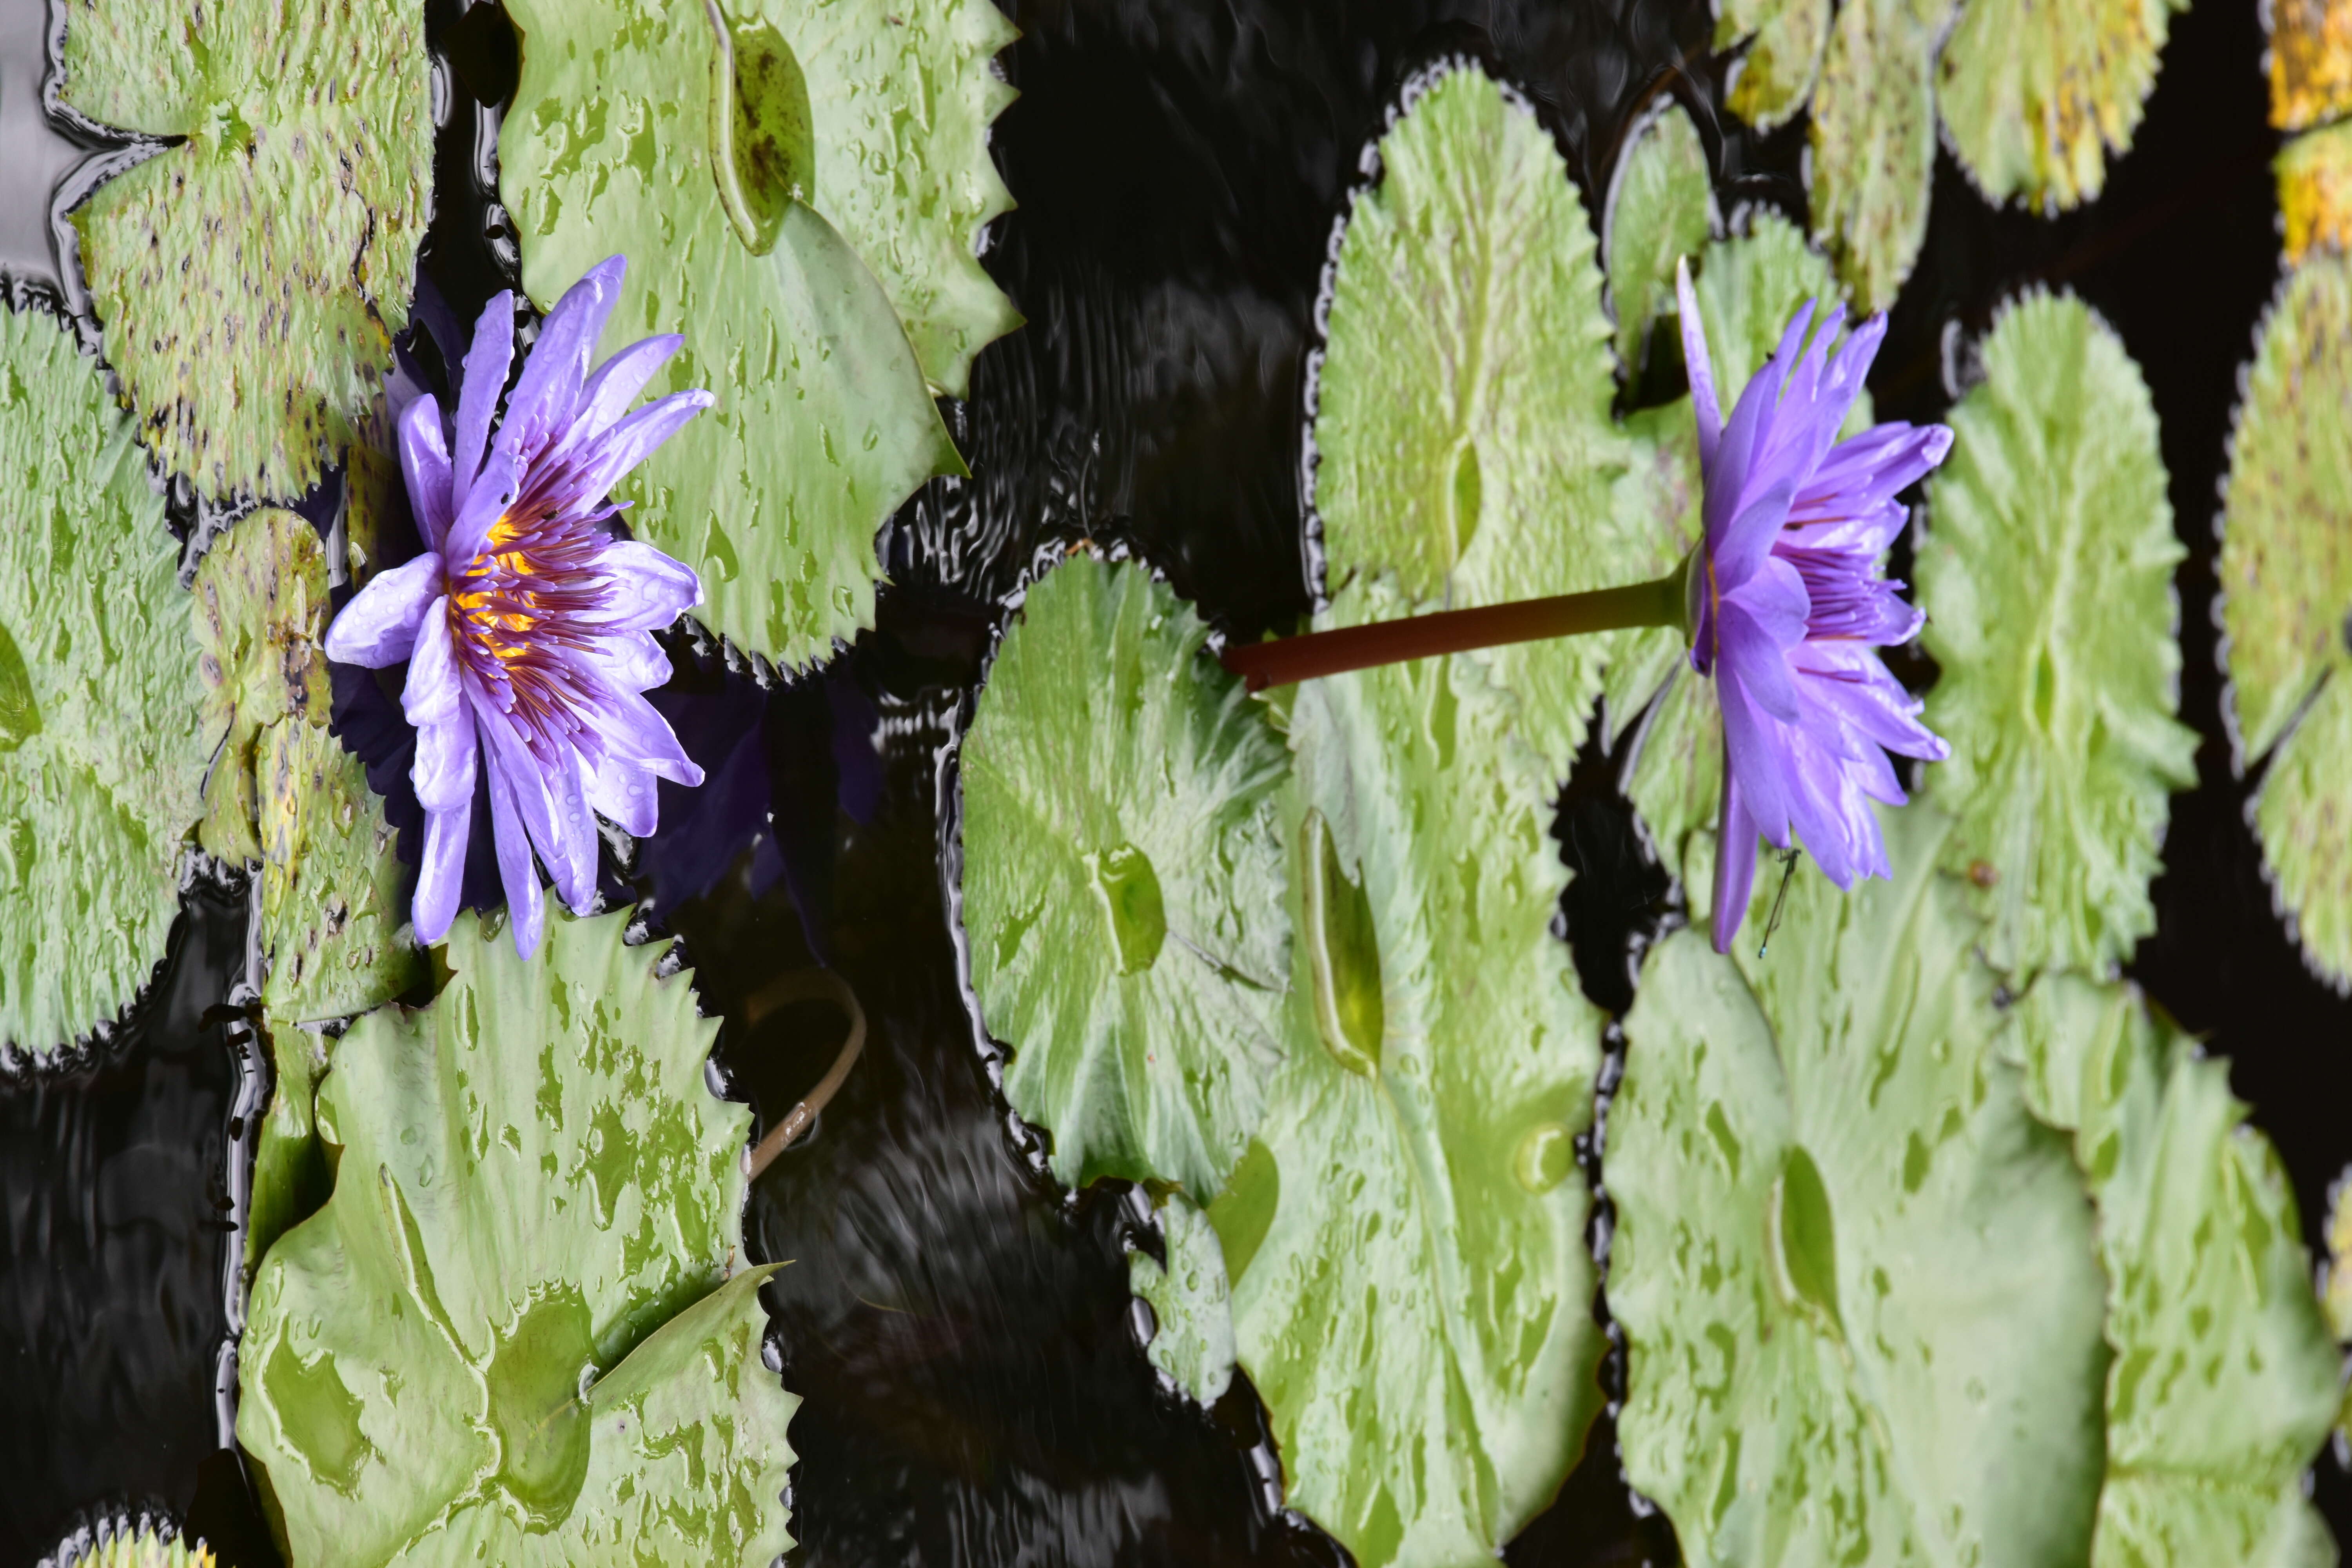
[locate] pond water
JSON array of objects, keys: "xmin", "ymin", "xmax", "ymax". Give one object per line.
[{"xmin": 2, "ymin": 0, "xmax": 2346, "ymax": 1563}]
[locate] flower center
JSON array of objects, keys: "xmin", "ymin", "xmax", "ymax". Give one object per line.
[{"xmin": 444, "ymin": 509, "xmax": 616, "ymax": 759}]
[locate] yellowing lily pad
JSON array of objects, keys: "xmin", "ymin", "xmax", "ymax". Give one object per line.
[
  {"xmin": 58, "ymin": 0, "xmax": 431, "ymax": 499},
  {"xmin": 71, "ymin": 1529, "xmax": 216, "ymax": 1568},
  {"xmin": 192, "ymin": 508, "xmax": 332, "ymax": 863},
  {"xmin": 1215, "ymin": 579, "xmax": 1606, "ymax": 1568},
  {"xmin": 1311, "ymin": 63, "xmax": 1648, "ymax": 768},
  {"xmin": 2279, "ymin": 122, "xmax": 2352, "ymax": 269},
  {"xmin": 501, "ymin": 0, "xmax": 967, "ymax": 668},
  {"xmin": 1716, "ymin": 0, "xmax": 1831, "ymax": 130},
  {"xmin": 2269, "ymin": 0, "xmax": 2352, "ymax": 132},
  {"xmin": 239, "ymin": 907, "xmax": 794, "ymax": 1568},
  {"xmin": 1936, "ymin": 0, "xmax": 2185, "ymax": 211},
  {"xmin": 0, "ymin": 303, "xmax": 205, "ymax": 1059},
  {"xmin": 1919, "ymin": 291, "xmax": 2196, "ymax": 976},
  {"xmin": 1603, "ymin": 102, "xmax": 1713, "ymax": 376},
  {"xmin": 1610, "ymin": 804, "xmax": 2109, "ymax": 1567},
  {"xmin": 2004, "ymin": 974, "xmax": 2339, "ymax": 1568},
  {"xmin": 1808, "ymin": 0, "xmax": 1957, "ymax": 312},
  {"xmin": 960, "ymin": 555, "xmax": 1289, "ymax": 1201},
  {"xmin": 258, "ymin": 716, "xmax": 420, "ymax": 1025}
]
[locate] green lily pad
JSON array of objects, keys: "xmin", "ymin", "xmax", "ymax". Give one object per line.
[
  {"xmin": 1610, "ymin": 803, "xmax": 2109, "ymax": 1568},
  {"xmin": 1808, "ymin": 0, "xmax": 1957, "ymax": 313},
  {"xmin": 2219, "ymin": 255, "xmax": 2352, "ymax": 987},
  {"xmin": 1687, "ymin": 212, "xmax": 1854, "ymax": 389},
  {"xmin": 960, "ymin": 555, "xmax": 1290, "ymax": 1201},
  {"xmin": 259, "ymin": 716, "xmax": 421, "ymax": 1024},
  {"xmin": 238, "ymin": 907, "xmax": 795, "ymax": 1567},
  {"xmin": 0, "ymin": 304, "xmax": 205, "ymax": 1059},
  {"xmin": 502, "ymin": 0, "xmax": 965, "ymax": 669},
  {"xmin": 1715, "ymin": 0, "xmax": 1831, "ymax": 130},
  {"xmin": 1129, "ymin": 1189, "xmax": 1236, "ymax": 1406},
  {"xmin": 1603, "ymin": 102, "xmax": 1713, "ymax": 376},
  {"xmin": 1936, "ymin": 0, "xmax": 2185, "ymax": 211},
  {"xmin": 1214, "ymin": 580, "xmax": 1606, "ymax": 1568},
  {"xmin": 192, "ymin": 508, "xmax": 332, "ymax": 864},
  {"xmin": 764, "ymin": 0, "xmax": 1022, "ymax": 396},
  {"xmin": 247, "ymin": 1019, "xmax": 334, "ymax": 1282},
  {"xmin": 1919, "ymin": 291, "xmax": 2197, "ymax": 976},
  {"xmin": 2004, "ymin": 973, "xmax": 2339, "ymax": 1568},
  {"xmin": 58, "ymin": 0, "xmax": 430, "ymax": 500},
  {"xmin": 1311, "ymin": 63, "xmax": 1649, "ymax": 768},
  {"xmin": 74, "ymin": 1528, "xmax": 214, "ymax": 1568}
]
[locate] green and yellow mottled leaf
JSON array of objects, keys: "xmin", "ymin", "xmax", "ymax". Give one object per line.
[
  {"xmin": 2279, "ymin": 122, "xmax": 2352, "ymax": 266},
  {"xmin": 1716, "ymin": 0, "xmax": 1831, "ymax": 130},
  {"xmin": 1936, "ymin": 0, "xmax": 2185, "ymax": 211},
  {"xmin": 961, "ymin": 555, "xmax": 1289, "ymax": 1201},
  {"xmin": 2269, "ymin": 0, "xmax": 2352, "ymax": 132},
  {"xmin": 501, "ymin": 0, "xmax": 964, "ymax": 667},
  {"xmin": 259, "ymin": 717, "xmax": 420, "ymax": 1024},
  {"xmin": 0, "ymin": 305, "xmax": 205, "ymax": 1058},
  {"xmin": 2005, "ymin": 975, "xmax": 2340, "ymax": 1568},
  {"xmin": 1604, "ymin": 102, "xmax": 1713, "ymax": 376},
  {"xmin": 1312, "ymin": 63, "xmax": 1648, "ymax": 769},
  {"xmin": 58, "ymin": 0, "xmax": 430, "ymax": 499},
  {"xmin": 1611, "ymin": 804, "xmax": 2109, "ymax": 1568},
  {"xmin": 238, "ymin": 908, "xmax": 795, "ymax": 1568},
  {"xmin": 192, "ymin": 508, "xmax": 332, "ymax": 863},
  {"xmin": 1920, "ymin": 291, "xmax": 2196, "ymax": 975},
  {"xmin": 1808, "ymin": 0, "xmax": 1956, "ymax": 312},
  {"xmin": 1215, "ymin": 579, "xmax": 1606, "ymax": 1568}
]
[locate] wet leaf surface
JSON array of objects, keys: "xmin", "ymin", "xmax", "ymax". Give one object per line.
[
  {"xmin": 1936, "ymin": 0, "xmax": 2184, "ymax": 210},
  {"xmin": 501, "ymin": 0, "xmax": 964, "ymax": 668},
  {"xmin": 1129, "ymin": 1189, "xmax": 1236, "ymax": 1406},
  {"xmin": 961, "ymin": 554, "xmax": 1290, "ymax": 1201},
  {"xmin": 1920, "ymin": 291, "xmax": 2196, "ymax": 976},
  {"xmin": 1312, "ymin": 63, "xmax": 1650, "ymax": 770},
  {"xmin": 58, "ymin": 0, "xmax": 430, "ymax": 499},
  {"xmin": 0, "ymin": 304, "xmax": 204, "ymax": 1059},
  {"xmin": 257, "ymin": 717, "xmax": 419, "ymax": 1025},
  {"xmin": 238, "ymin": 908, "xmax": 794, "ymax": 1567},
  {"xmin": 1216, "ymin": 579, "xmax": 1606, "ymax": 1568},
  {"xmin": 2005, "ymin": 974, "xmax": 2339, "ymax": 1567},
  {"xmin": 1602, "ymin": 102, "xmax": 1712, "ymax": 377},
  {"xmin": 1611, "ymin": 804, "xmax": 2109, "ymax": 1568}
]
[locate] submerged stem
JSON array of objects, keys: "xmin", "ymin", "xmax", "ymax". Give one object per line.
[
  {"xmin": 743, "ymin": 969, "xmax": 867, "ymax": 1181},
  {"xmin": 1220, "ymin": 567, "xmax": 1688, "ymax": 693}
]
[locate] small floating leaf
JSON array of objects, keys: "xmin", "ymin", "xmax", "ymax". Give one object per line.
[
  {"xmin": 1603, "ymin": 102, "xmax": 1713, "ymax": 375},
  {"xmin": 2005, "ymin": 975, "xmax": 2339, "ymax": 1566},
  {"xmin": 1920, "ymin": 291, "xmax": 2196, "ymax": 976},
  {"xmin": 240, "ymin": 908, "xmax": 794, "ymax": 1567},
  {"xmin": 502, "ymin": 0, "xmax": 967, "ymax": 667},
  {"xmin": 960, "ymin": 556, "xmax": 1289, "ymax": 1201},
  {"xmin": 1312, "ymin": 64, "xmax": 1648, "ymax": 766},
  {"xmin": 702, "ymin": 0, "xmax": 817, "ymax": 256},
  {"xmin": 2221, "ymin": 254, "xmax": 2352, "ymax": 987},
  {"xmin": 1129, "ymin": 1190, "xmax": 1236, "ymax": 1406},
  {"xmin": 58, "ymin": 0, "xmax": 431, "ymax": 499},
  {"xmin": 1808, "ymin": 0, "xmax": 1955, "ymax": 312},
  {"xmin": 259, "ymin": 717, "xmax": 420, "ymax": 1024},
  {"xmin": 2278, "ymin": 122, "xmax": 2352, "ymax": 269},
  {"xmin": 0, "ymin": 304, "xmax": 205, "ymax": 1058},
  {"xmin": 1715, "ymin": 0, "xmax": 1831, "ymax": 129},
  {"xmin": 1216, "ymin": 580, "xmax": 1606, "ymax": 1568},
  {"xmin": 1610, "ymin": 804, "xmax": 2109, "ymax": 1567},
  {"xmin": 1936, "ymin": 0, "xmax": 2184, "ymax": 211},
  {"xmin": 2268, "ymin": 0, "xmax": 2352, "ymax": 132},
  {"xmin": 192, "ymin": 509, "xmax": 332, "ymax": 863}
]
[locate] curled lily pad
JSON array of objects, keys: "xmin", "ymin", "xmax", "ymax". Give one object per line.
[
  {"xmin": 501, "ymin": 0, "xmax": 965, "ymax": 668},
  {"xmin": 0, "ymin": 304, "xmax": 204, "ymax": 1058},
  {"xmin": 1919, "ymin": 291, "xmax": 2196, "ymax": 976},
  {"xmin": 1715, "ymin": 0, "xmax": 1831, "ymax": 130},
  {"xmin": 192, "ymin": 508, "xmax": 331, "ymax": 863},
  {"xmin": 2268, "ymin": 0, "xmax": 2352, "ymax": 131},
  {"xmin": 1129, "ymin": 1190, "xmax": 1236, "ymax": 1406},
  {"xmin": 1936, "ymin": 0, "xmax": 2184, "ymax": 211},
  {"xmin": 1312, "ymin": 63, "xmax": 1647, "ymax": 766},
  {"xmin": 1603, "ymin": 102, "xmax": 1713, "ymax": 376},
  {"xmin": 2224, "ymin": 255, "xmax": 2352, "ymax": 987},
  {"xmin": 960, "ymin": 555, "xmax": 1289, "ymax": 1201},
  {"xmin": 1214, "ymin": 581, "xmax": 1606, "ymax": 1568},
  {"xmin": 59, "ymin": 0, "xmax": 430, "ymax": 499},
  {"xmin": 1610, "ymin": 804, "xmax": 2109, "ymax": 1568},
  {"xmin": 238, "ymin": 908, "xmax": 795, "ymax": 1567},
  {"xmin": 1808, "ymin": 0, "xmax": 1956, "ymax": 312},
  {"xmin": 2279, "ymin": 123, "xmax": 2352, "ymax": 271},
  {"xmin": 2004, "ymin": 974, "xmax": 2339, "ymax": 1567}
]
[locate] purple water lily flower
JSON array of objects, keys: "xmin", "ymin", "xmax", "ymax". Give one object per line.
[
  {"xmin": 323, "ymin": 256, "xmax": 710, "ymax": 957},
  {"xmin": 1674, "ymin": 260, "xmax": 1952, "ymax": 954}
]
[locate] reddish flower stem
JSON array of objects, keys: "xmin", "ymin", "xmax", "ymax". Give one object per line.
[{"xmin": 1220, "ymin": 570, "xmax": 1687, "ymax": 692}]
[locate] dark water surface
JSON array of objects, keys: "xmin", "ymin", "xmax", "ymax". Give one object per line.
[{"xmin": 2, "ymin": 0, "xmax": 2344, "ymax": 1563}]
